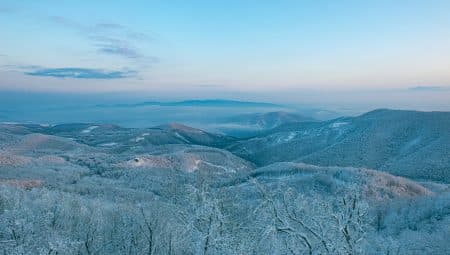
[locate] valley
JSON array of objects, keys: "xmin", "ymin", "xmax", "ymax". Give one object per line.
[{"xmin": 1, "ymin": 109, "xmax": 449, "ymax": 254}]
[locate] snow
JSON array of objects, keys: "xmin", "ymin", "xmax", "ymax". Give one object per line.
[
  {"xmin": 274, "ymin": 132, "xmax": 297, "ymax": 144},
  {"xmin": 400, "ymin": 137, "xmax": 421, "ymax": 153},
  {"xmin": 134, "ymin": 137, "xmax": 145, "ymax": 142},
  {"xmin": 189, "ymin": 159, "xmax": 201, "ymax": 172},
  {"xmin": 285, "ymin": 132, "xmax": 296, "ymax": 142},
  {"xmin": 99, "ymin": 142, "xmax": 118, "ymax": 147},
  {"xmin": 202, "ymin": 160, "xmax": 235, "ymax": 173},
  {"xmin": 81, "ymin": 126, "xmax": 99, "ymax": 133},
  {"xmin": 174, "ymin": 132, "xmax": 190, "ymax": 143},
  {"xmin": 131, "ymin": 132, "xmax": 151, "ymax": 143},
  {"xmin": 330, "ymin": 122, "xmax": 348, "ymax": 128}
]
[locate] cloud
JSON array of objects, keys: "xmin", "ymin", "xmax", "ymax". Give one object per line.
[
  {"xmin": 90, "ymin": 36, "xmax": 142, "ymax": 59},
  {"xmin": 408, "ymin": 86, "xmax": 447, "ymax": 91},
  {"xmin": 25, "ymin": 68, "xmax": 136, "ymax": 79},
  {"xmin": 196, "ymin": 84, "xmax": 224, "ymax": 88},
  {"xmin": 95, "ymin": 23, "xmax": 124, "ymax": 30},
  {"xmin": 94, "ymin": 23, "xmax": 149, "ymax": 41},
  {"xmin": 1, "ymin": 64, "xmax": 42, "ymax": 71},
  {"xmin": 48, "ymin": 15, "xmax": 77, "ymax": 27},
  {"xmin": 98, "ymin": 45, "xmax": 141, "ymax": 59},
  {"xmin": 48, "ymin": 16, "xmax": 154, "ymax": 63}
]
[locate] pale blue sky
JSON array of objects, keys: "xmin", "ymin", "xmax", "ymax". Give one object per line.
[{"xmin": 1, "ymin": 1, "xmax": 450, "ymax": 109}]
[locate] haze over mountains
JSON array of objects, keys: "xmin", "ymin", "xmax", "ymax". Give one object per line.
[
  {"xmin": 1, "ymin": 105, "xmax": 449, "ymax": 254},
  {"xmin": 3, "ymin": 108, "xmax": 448, "ymax": 182},
  {"xmin": 209, "ymin": 111, "xmax": 316, "ymax": 137},
  {"xmin": 96, "ymin": 99, "xmax": 282, "ymax": 108},
  {"xmin": 0, "ymin": 94, "xmax": 341, "ymax": 130}
]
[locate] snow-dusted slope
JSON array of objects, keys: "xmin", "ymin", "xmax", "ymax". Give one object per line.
[
  {"xmin": 0, "ymin": 116, "xmax": 448, "ymax": 255},
  {"xmin": 229, "ymin": 109, "xmax": 450, "ymax": 182}
]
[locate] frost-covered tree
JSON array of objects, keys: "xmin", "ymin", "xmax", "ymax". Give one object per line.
[{"xmin": 251, "ymin": 179, "xmax": 369, "ymax": 255}]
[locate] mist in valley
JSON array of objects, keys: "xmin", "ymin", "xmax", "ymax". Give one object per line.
[
  {"xmin": 2, "ymin": 1, "xmax": 450, "ymax": 254},
  {"xmin": 1, "ymin": 95, "xmax": 449, "ymax": 254}
]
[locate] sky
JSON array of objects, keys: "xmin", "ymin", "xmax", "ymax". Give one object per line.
[{"xmin": 1, "ymin": 1, "xmax": 450, "ymax": 110}]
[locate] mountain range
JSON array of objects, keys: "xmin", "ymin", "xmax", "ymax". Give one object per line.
[
  {"xmin": 96, "ymin": 99, "xmax": 282, "ymax": 108},
  {"xmin": 1, "ymin": 108, "xmax": 449, "ymax": 254},
  {"xmin": 229, "ymin": 109, "xmax": 450, "ymax": 182}
]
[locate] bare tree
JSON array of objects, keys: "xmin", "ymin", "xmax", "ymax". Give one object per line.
[{"xmin": 251, "ymin": 178, "xmax": 369, "ymax": 255}]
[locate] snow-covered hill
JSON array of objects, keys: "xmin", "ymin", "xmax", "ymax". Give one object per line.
[{"xmin": 229, "ymin": 109, "xmax": 450, "ymax": 182}]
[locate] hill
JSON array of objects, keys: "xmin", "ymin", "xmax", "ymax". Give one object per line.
[
  {"xmin": 1, "ymin": 117, "xmax": 448, "ymax": 254},
  {"xmin": 228, "ymin": 109, "xmax": 450, "ymax": 181},
  {"xmin": 207, "ymin": 111, "xmax": 315, "ymax": 137}
]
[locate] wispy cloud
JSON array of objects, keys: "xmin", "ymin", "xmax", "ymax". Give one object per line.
[
  {"xmin": 90, "ymin": 36, "xmax": 143, "ymax": 59},
  {"xmin": 95, "ymin": 23, "xmax": 149, "ymax": 41},
  {"xmin": 25, "ymin": 67, "xmax": 136, "ymax": 79},
  {"xmin": 48, "ymin": 16, "xmax": 155, "ymax": 64},
  {"xmin": 95, "ymin": 23, "xmax": 124, "ymax": 30},
  {"xmin": 195, "ymin": 84, "xmax": 224, "ymax": 88},
  {"xmin": 48, "ymin": 15, "xmax": 80, "ymax": 28},
  {"xmin": 98, "ymin": 45, "xmax": 141, "ymax": 59},
  {"xmin": 408, "ymin": 86, "xmax": 447, "ymax": 91}
]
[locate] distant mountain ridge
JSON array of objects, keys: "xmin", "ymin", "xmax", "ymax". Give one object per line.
[
  {"xmin": 0, "ymin": 122, "xmax": 236, "ymax": 149},
  {"xmin": 1, "ymin": 108, "xmax": 449, "ymax": 182},
  {"xmin": 96, "ymin": 99, "xmax": 282, "ymax": 108},
  {"xmin": 225, "ymin": 111, "xmax": 315, "ymax": 128},
  {"xmin": 210, "ymin": 111, "xmax": 316, "ymax": 137}
]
